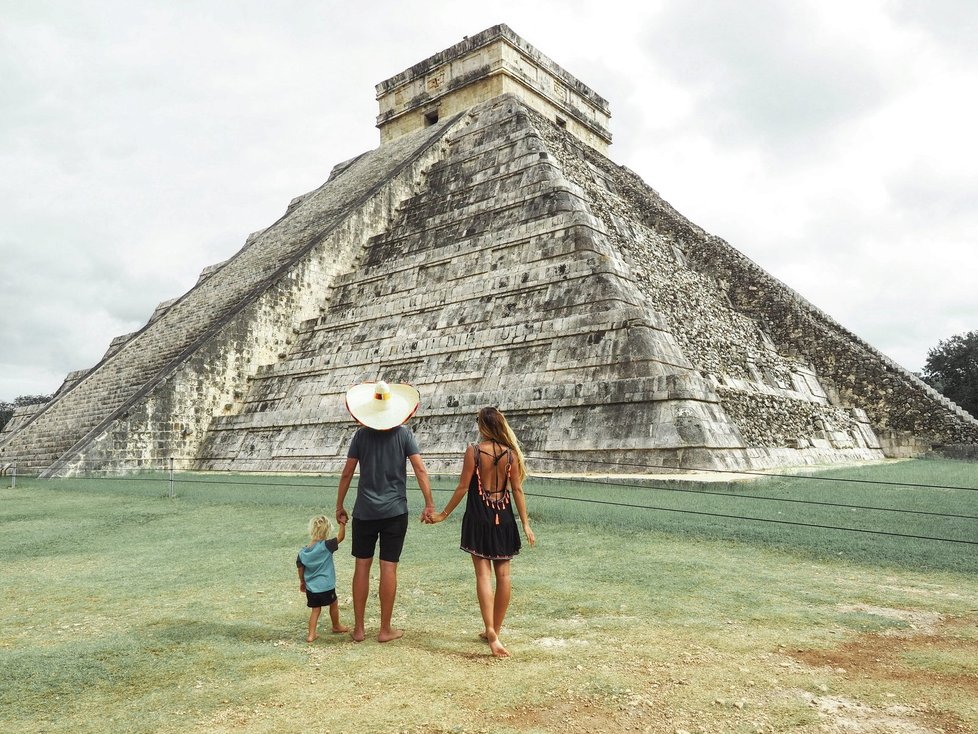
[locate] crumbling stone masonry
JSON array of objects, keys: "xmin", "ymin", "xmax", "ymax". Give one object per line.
[{"xmin": 2, "ymin": 24, "xmax": 974, "ymax": 477}]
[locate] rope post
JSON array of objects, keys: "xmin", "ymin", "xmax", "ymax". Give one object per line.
[
  {"xmin": 10, "ymin": 464, "xmax": 15, "ymax": 490},
  {"xmin": 168, "ymin": 457, "xmax": 175, "ymax": 499}
]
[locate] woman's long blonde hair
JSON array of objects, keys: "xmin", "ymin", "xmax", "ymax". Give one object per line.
[{"xmin": 477, "ymin": 406, "xmax": 526, "ymax": 482}]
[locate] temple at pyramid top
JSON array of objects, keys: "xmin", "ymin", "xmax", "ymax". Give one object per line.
[{"xmin": 375, "ymin": 24, "xmax": 612, "ymax": 152}]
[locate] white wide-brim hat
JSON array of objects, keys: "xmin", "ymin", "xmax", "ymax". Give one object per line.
[{"xmin": 345, "ymin": 381, "xmax": 420, "ymax": 430}]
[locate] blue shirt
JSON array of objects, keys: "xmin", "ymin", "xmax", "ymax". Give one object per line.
[
  {"xmin": 296, "ymin": 537, "xmax": 339, "ymax": 593},
  {"xmin": 348, "ymin": 425, "xmax": 420, "ymax": 520}
]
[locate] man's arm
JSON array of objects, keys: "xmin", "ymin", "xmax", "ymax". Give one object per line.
[
  {"xmin": 336, "ymin": 457, "xmax": 358, "ymax": 525},
  {"xmin": 409, "ymin": 453, "xmax": 436, "ymax": 522}
]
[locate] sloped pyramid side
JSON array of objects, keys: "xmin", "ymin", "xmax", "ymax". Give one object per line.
[
  {"xmin": 197, "ymin": 95, "xmax": 885, "ymax": 474},
  {"xmin": 0, "ymin": 119, "xmax": 460, "ymax": 476},
  {"xmin": 526, "ymin": 112, "xmax": 978, "ymax": 454}
]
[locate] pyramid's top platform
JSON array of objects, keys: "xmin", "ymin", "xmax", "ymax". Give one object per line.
[{"xmin": 375, "ymin": 24, "xmax": 612, "ymax": 153}]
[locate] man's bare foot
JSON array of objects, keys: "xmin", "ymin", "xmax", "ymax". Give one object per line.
[
  {"xmin": 306, "ymin": 633, "xmax": 317, "ymax": 643},
  {"xmin": 350, "ymin": 628, "xmax": 366, "ymax": 643},
  {"xmin": 378, "ymin": 628, "xmax": 404, "ymax": 643}
]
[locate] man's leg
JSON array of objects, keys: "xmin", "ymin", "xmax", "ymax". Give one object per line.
[
  {"xmin": 352, "ymin": 556, "xmax": 372, "ymax": 642},
  {"xmin": 377, "ymin": 560, "xmax": 403, "ymax": 642},
  {"xmin": 376, "ymin": 513, "xmax": 408, "ymax": 642}
]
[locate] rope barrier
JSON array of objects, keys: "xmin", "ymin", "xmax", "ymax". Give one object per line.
[
  {"xmin": 523, "ymin": 474, "xmax": 978, "ymax": 521},
  {"xmin": 519, "ymin": 490, "xmax": 978, "ymax": 546},
  {"xmin": 15, "ymin": 456, "xmax": 976, "ymax": 545},
  {"xmin": 524, "ymin": 452, "xmax": 978, "ymax": 492}
]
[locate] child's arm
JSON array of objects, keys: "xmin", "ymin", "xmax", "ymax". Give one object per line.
[
  {"xmin": 296, "ymin": 559, "xmax": 306, "ymax": 592},
  {"xmin": 336, "ymin": 521, "xmax": 346, "ymax": 544}
]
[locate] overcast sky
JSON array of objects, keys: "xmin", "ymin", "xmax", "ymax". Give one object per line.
[{"xmin": 2, "ymin": 0, "xmax": 976, "ymax": 402}]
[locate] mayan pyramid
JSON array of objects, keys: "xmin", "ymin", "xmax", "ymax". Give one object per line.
[{"xmin": 3, "ymin": 24, "xmax": 977, "ymax": 478}]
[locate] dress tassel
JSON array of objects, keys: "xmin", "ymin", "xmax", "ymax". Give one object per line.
[{"xmin": 495, "ymin": 513, "xmax": 500, "ymax": 526}]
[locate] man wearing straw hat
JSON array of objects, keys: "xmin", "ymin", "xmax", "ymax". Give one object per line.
[{"xmin": 336, "ymin": 380, "xmax": 435, "ymax": 643}]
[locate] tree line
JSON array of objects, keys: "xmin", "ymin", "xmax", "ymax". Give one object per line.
[
  {"xmin": 919, "ymin": 329, "xmax": 978, "ymax": 420},
  {"xmin": 0, "ymin": 394, "xmax": 52, "ymax": 432}
]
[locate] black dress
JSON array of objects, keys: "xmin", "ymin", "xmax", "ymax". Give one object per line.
[{"xmin": 460, "ymin": 443, "xmax": 522, "ymax": 560}]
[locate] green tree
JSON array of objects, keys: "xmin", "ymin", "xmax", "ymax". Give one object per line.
[
  {"xmin": 921, "ymin": 330, "xmax": 978, "ymax": 419},
  {"xmin": 0, "ymin": 394, "xmax": 52, "ymax": 432}
]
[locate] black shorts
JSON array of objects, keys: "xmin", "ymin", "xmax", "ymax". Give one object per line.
[
  {"xmin": 306, "ymin": 588, "xmax": 337, "ymax": 608},
  {"xmin": 351, "ymin": 513, "xmax": 409, "ymax": 563}
]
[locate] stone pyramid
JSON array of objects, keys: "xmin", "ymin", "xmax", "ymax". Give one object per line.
[{"xmin": 3, "ymin": 25, "xmax": 976, "ymax": 477}]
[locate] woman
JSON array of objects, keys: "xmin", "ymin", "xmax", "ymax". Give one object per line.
[{"xmin": 431, "ymin": 406, "xmax": 535, "ymax": 657}]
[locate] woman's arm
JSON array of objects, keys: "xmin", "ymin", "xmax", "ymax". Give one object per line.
[
  {"xmin": 510, "ymin": 463, "xmax": 535, "ymax": 546},
  {"xmin": 431, "ymin": 446, "xmax": 476, "ymax": 523}
]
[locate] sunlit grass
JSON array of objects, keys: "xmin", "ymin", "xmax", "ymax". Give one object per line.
[{"xmin": 1, "ymin": 459, "xmax": 976, "ymax": 733}]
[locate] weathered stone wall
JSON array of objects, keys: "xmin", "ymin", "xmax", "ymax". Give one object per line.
[
  {"xmin": 528, "ymin": 108, "xmax": 884, "ymax": 459},
  {"xmin": 7, "ymin": 91, "xmax": 970, "ymax": 477},
  {"xmin": 0, "ymin": 120, "xmax": 459, "ymax": 476},
  {"xmin": 196, "ymin": 97, "xmax": 883, "ymax": 475},
  {"xmin": 534, "ymin": 116, "xmax": 978, "ymax": 451}
]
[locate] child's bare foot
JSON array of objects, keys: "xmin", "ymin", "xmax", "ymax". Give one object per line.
[
  {"xmin": 378, "ymin": 628, "xmax": 404, "ymax": 643},
  {"xmin": 332, "ymin": 624, "xmax": 349, "ymax": 633},
  {"xmin": 350, "ymin": 627, "xmax": 366, "ymax": 643}
]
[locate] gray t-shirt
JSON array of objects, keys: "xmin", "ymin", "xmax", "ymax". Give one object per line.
[{"xmin": 348, "ymin": 425, "xmax": 421, "ymax": 520}]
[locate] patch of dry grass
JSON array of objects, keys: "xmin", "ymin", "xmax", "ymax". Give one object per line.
[{"xmin": 1, "ymin": 467, "xmax": 977, "ymax": 733}]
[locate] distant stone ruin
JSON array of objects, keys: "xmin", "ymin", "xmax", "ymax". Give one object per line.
[{"xmin": 3, "ymin": 24, "xmax": 976, "ymax": 477}]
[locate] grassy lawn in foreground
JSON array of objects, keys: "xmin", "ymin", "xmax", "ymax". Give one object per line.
[{"xmin": 1, "ymin": 459, "xmax": 976, "ymax": 733}]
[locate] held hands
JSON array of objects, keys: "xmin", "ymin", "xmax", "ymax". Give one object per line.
[
  {"xmin": 421, "ymin": 507, "xmax": 448, "ymax": 524},
  {"xmin": 336, "ymin": 507, "xmax": 349, "ymax": 526}
]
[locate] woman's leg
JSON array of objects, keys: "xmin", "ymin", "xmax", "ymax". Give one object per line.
[
  {"xmin": 472, "ymin": 555, "xmax": 509, "ymax": 657},
  {"xmin": 492, "ymin": 559, "xmax": 512, "ymax": 636}
]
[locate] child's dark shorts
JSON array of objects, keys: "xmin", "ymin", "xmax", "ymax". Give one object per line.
[{"xmin": 306, "ymin": 588, "xmax": 337, "ymax": 608}]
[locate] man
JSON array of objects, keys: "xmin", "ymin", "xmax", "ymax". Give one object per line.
[{"xmin": 336, "ymin": 380, "xmax": 435, "ymax": 642}]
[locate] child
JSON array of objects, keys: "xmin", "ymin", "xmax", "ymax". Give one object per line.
[{"xmin": 297, "ymin": 515, "xmax": 349, "ymax": 642}]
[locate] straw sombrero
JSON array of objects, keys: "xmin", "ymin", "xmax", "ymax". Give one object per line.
[{"xmin": 345, "ymin": 381, "xmax": 420, "ymax": 430}]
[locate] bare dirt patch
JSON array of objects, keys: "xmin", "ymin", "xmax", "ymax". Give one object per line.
[{"xmin": 794, "ymin": 614, "xmax": 978, "ymax": 733}]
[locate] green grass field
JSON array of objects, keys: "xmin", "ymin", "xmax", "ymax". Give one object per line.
[{"xmin": 1, "ymin": 459, "xmax": 976, "ymax": 733}]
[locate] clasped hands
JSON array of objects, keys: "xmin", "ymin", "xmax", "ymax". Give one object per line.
[{"xmin": 336, "ymin": 506, "xmax": 446, "ymax": 525}]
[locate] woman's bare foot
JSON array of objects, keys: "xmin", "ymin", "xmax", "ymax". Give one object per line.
[
  {"xmin": 479, "ymin": 631, "xmax": 488, "ymax": 642},
  {"xmin": 332, "ymin": 624, "xmax": 350, "ymax": 633},
  {"xmin": 306, "ymin": 633, "xmax": 317, "ymax": 643},
  {"xmin": 484, "ymin": 630, "xmax": 510, "ymax": 657},
  {"xmin": 350, "ymin": 627, "xmax": 366, "ymax": 643},
  {"xmin": 378, "ymin": 628, "xmax": 404, "ymax": 643},
  {"xmin": 488, "ymin": 638, "xmax": 510, "ymax": 657}
]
